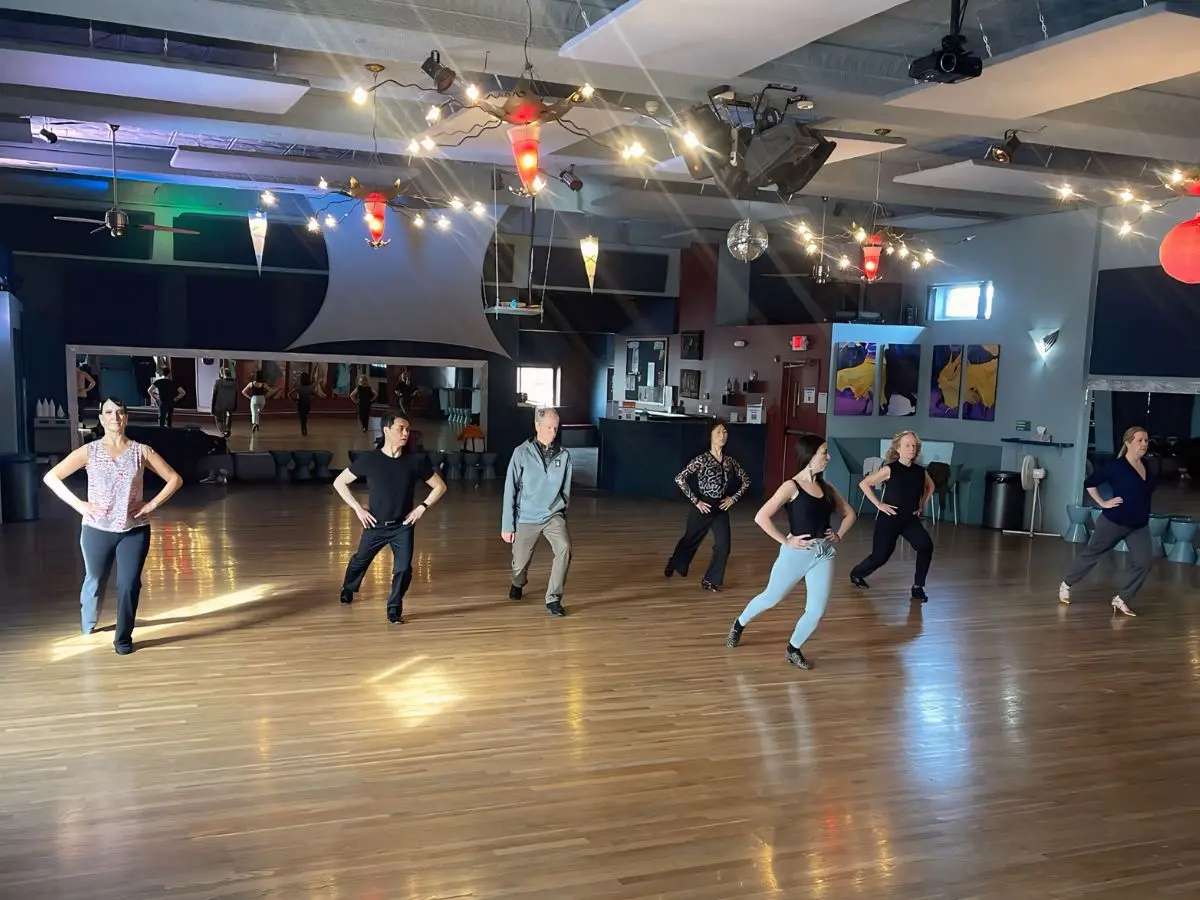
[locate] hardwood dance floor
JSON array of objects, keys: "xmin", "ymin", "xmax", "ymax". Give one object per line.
[{"xmin": 2, "ymin": 485, "xmax": 1200, "ymax": 899}]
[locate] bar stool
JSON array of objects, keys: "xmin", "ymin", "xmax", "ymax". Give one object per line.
[
  {"xmin": 1148, "ymin": 514, "xmax": 1171, "ymax": 557},
  {"xmin": 312, "ymin": 450, "xmax": 333, "ymax": 481},
  {"xmin": 481, "ymin": 452, "xmax": 498, "ymax": 479},
  {"xmin": 1062, "ymin": 505, "xmax": 1090, "ymax": 543},
  {"xmin": 269, "ymin": 450, "xmax": 292, "ymax": 482},
  {"xmin": 291, "ymin": 450, "xmax": 314, "ymax": 481},
  {"xmin": 1167, "ymin": 518, "xmax": 1197, "ymax": 564},
  {"xmin": 445, "ymin": 451, "xmax": 464, "ymax": 480}
]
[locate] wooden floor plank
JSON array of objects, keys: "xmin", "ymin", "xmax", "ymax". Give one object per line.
[{"xmin": 2, "ymin": 483, "xmax": 1200, "ymax": 898}]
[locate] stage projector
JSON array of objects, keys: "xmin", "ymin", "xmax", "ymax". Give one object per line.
[{"xmin": 908, "ymin": 34, "xmax": 982, "ymax": 84}]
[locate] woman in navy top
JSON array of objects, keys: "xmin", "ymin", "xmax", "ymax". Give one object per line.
[
  {"xmin": 724, "ymin": 434, "xmax": 857, "ymax": 670},
  {"xmin": 1059, "ymin": 426, "xmax": 1153, "ymax": 616}
]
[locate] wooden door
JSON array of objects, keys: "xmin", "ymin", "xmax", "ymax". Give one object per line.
[{"xmin": 782, "ymin": 360, "xmax": 824, "ymax": 435}]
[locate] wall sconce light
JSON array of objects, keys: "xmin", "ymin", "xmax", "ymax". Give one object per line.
[{"xmin": 1030, "ymin": 328, "xmax": 1060, "ymax": 358}]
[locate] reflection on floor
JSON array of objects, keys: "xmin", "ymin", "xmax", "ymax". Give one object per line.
[{"xmin": 3, "ymin": 487, "xmax": 1200, "ymax": 898}]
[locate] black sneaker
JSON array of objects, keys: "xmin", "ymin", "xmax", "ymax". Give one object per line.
[
  {"xmin": 725, "ymin": 621, "xmax": 743, "ymax": 648},
  {"xmin": 546, "ymin": 600, "xmax": 567, "ymax": 617},
  {"xmin": 509, "ymin": 585, "xmax": 523, "ymax": 601},
  {"xmin": 911, "ymin": 586, "xmax": 928, "ymax": 603},
  {"xmin": 387, "ymin": 610, "xmax": 404, "ymax": 624},
  {"xmin": 786, "ymin": 647, "xmax": 813, "ymax": 669},
  {"xmin": 850, "ymin": 574, "xmax": 869, "ymax": 589},
  {"xmin": 340, "ymin": 590, "xmax": 353, "ymax": 605}
]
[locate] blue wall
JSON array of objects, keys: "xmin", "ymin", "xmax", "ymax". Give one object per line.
[{"xmin": 824, "ymin": 209, "xmax": 1102, "ymax": 532}]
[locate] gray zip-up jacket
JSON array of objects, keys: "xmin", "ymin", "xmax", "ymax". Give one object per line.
[{"xmin": 501, "ymin": 439, "xmax": 572, "ymax": 533}]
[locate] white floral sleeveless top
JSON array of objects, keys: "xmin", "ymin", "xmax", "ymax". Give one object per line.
[{"xmin": 84, "ymin": 441, "xmax": 145, "ymax": 533}]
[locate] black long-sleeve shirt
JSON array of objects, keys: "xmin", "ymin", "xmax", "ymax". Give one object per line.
[{"xmin": 674, "ymin": 452, "xmax": 749, "ymax": 505}]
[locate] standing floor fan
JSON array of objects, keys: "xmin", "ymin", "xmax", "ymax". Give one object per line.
[{"xmin": 1003, "ymin": 454, "xmax": 1058, "ymax": 537}]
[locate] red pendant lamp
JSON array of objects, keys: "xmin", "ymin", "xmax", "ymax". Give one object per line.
[
  {"xmin": 861, "ymin": 234, "xmax": 883, "ymax": 283},
  {"xmin": 364, "ymin": 192, "xmax": 389, "ymax": 248},
  {"xmin": 508, "ymin": 122, "xmax": 542, "ymax": 192},
  {"xmin": 1160, "ymin": 213, "xmax": 1200, "ymax": 284}
]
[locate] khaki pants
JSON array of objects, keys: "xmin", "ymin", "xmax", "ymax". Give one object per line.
[{"xmin": 512, "ymin": 515, "xmax": 571, "ymax": 603}]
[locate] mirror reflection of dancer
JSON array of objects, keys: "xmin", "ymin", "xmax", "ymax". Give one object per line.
[
  {"xmin": 1059, "ymin": 427, "xmax": 1153, "ymax": 617},
  {"xmin": 42, "ymin": 398, "xmax": 183, "ymax": 654},
  {"xmin": 501, "ymin": 408, "xmax": 572, "ymax": 618},
  {"xmin": 210, "ymin": 367, "xmax": 238, "ymax": 438},
  {"xmin": 849, "ymin": 430, "xmax": 935, "ymax": 602},
  {"xmin": 724, "ymin": 435, "xmax": 856, "ymax": 669},
  {"xmin": 664, "ymin": 421, "xmax": 749, "ymax": 592},
  {"xmin": 242, "ymin": 369, "xmax": 273, "ymax": 433},
  {"xmin": 334, "ymin": 412, "xmax": 447, "ymax": 623},
  {"xmin": 352, "ymin": 376, "xmax": 376, "ymax": 433}
]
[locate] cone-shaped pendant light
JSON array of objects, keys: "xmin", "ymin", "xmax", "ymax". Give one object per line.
[
  {"xmin": 247, "ymin": 210, "xmax": 268, "ymax": 274},
  {"xmin": 579, "ymin": 234, "xmax": 599, "ymax": 292}
]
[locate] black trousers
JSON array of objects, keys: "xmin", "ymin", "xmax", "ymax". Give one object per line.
[
  {"xmin": 357, "ymin": 403, "xmax": 372, "ymax": 431},
  {"xmin": 342, "ymin": 523, "xmax": 414, "ymax": 615},
  {"xmin": 213, "ymin": 408, "xmax": 232, "ymax": 434},
  {"xmin": 297, "ymin": 399, "xmax": 311, "ymax": 434},
  {"xmin": 158, "ymin": 403, "xmax": 174, "ymax": 428},
  {"xmin": 851, "ymin": 514, "xmax": 934, "ymax": 587},
  {"xmin": 668, "ymin": 505, "xmax": 730, "ymax": 585}
]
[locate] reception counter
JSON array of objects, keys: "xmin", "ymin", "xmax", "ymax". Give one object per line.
[{"xmin": 598, "ymin": 417, "xmax": 767, "ymax": 500}]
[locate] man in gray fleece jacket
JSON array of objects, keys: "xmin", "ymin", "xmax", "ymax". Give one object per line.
[{"xmin": 501, "ymin": 407, "xmax": 573, "ymax": 617}]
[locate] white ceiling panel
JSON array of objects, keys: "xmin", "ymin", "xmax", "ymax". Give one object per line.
[
  {"xmin": 885, "ymin": 4, "xmax": 1200, "ymax": 119},
  {"xmin": 558, "ymin": 0, "xmax": 912, "ymax": 78},
  {"xmin": 878, "ymin": 213, "xmax": 996, "ymax": 231},
  {"xmin": 171, "ymin": 147, "xmax": 415, "ymax": 186},
  {"xmin": 0, "ymin": 42, "xmax": 310, "ymax": 115},
  {"xmin": 893, "ymin": 159, "xmax": 1162, "ymax": 199}
]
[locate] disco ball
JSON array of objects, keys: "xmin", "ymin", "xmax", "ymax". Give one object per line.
[{"xmin": 726, "ymin": 218, "xmax": 769, "ymax": 262}]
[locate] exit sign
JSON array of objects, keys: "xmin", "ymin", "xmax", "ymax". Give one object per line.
[{"xmin": 791, "ymin": 335, "xmax": 811, "ymax": 351}]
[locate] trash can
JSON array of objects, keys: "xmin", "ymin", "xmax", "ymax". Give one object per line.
[
  {"xmin": 981, "ymin": 470, "xmax": 1024, "ymax": 531},
  {"xmin": 0, "ymin": 453, "xmax": 40, "ymax": 523}
]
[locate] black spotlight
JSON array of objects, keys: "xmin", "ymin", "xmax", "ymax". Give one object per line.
[
  {"xmin": 37, "ymin": 127, "xmax": 58, "ymax": 144},
  {"xmin": 560, "ymin": 166, "xmax": 583, "ymax": 192},
  {"xmin": 421, "ymin": 50, "xmax": 456, "ymax": 93},
  {"xmin": 989, "ymin": 130, "xmax": 1020, "ymax": 164}
]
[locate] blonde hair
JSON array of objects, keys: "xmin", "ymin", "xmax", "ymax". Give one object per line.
[
  {"xmin": 885, "ymin": 430, "xmax": 922, "ymax": 464},
  {"xmin": 1117, "ymin": 426, "xmax": 1148, "ymax": 459}
]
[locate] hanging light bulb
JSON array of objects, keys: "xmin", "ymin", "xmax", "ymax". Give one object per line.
[
  {"xmin": 436, "ymin": 216, "xmax": 451, "ymax": 231},
  {"xmin": 1057, "ymin": 184, "xmax": 1074, "ymax": 200},
  {"xmin": 854, "ymin": 227, "xmax": 867, "ymax": 243},
  {"xmin": 838, "ymin": 255, "xmax": 850, "ymax": 269},
  {"xmin": 407, "ymin": 139, "xmax": 421, "ymax": 154},
  {"xmin": 413, "ymin": 215, "xmax": 425, "ymax": 228},
  {"xmin": 579, "ymin": 83, "xmax": 595, "ymax": 99},
  {"xmin": 922, "ymin": 249, "xmax": 935, "ymax": 264},
  {"xmin": 306, "ymin": 216, "xmax": 320, "ymax": 233},
  {"xmin": 1119, "ymin": 189, "xmax": 1134, "ymax": 203},
  {"xmin": 465, "ymin": 84, "xmax": 481, "ymax": 103},
  {"xmin": 318, "ymin": 177, "xmax": 328, "ymax": 190},
  {"xmin": 898, "ymin": 245, "xmax": 910, "ymax": 259},
  {"xmin": 911, "ymin": 258, "xmax": 922, "ymax": 269},
  {"xmin": 805, "ymin": 242, "xmax": 817, "ymax": 255},
  {"xmin": 471, "ymin": 201, "xmax": 486, "ymax": 217},
  {"xmin": 449, "ymin": 197, "xmax": 464, "ymax": 210},
  {"xmin": 260, "ymin": 190, "xmax": 277, "ymax": 207},
  {"xmin": 420, "ymin": 136, "xmax": 436, "ymax": 151},
  {"xmin": 425, "ymin": 104, "xmax": 441, "ymax": 123},
  {"xmin": 885, "ymin": 244, "xmax": 895, "ymax": 255},
  {"xmin": 363, "ymin": 192, "xmax": 389, "ymax": 247},
  {"xmin": 323, "ymin": 214, "xmax": 337, "ymax": 228},
  {"xmin": 1170, "ymin": 169, "xmax": 1185, "ymax": 185},
  {"xmin": 1141, "ymin": 202, "xmax": 1153, "ymax": 214},
  {"xmin": 531, "ymin": 174, "xmax": 547, "ymax": 193},
  {"xmin": 621, "ymin": 142, "xmax": 645, "ymax": 160},
  {"xmin": 351, "ymin": 86, "xmax": 370, "ymax": 105},
  {"xmin": 1119, "ymin": 221, "xmax": 1133, "ymax": 236},
  {"xmin": 682, "ymin": 130, "xmax": 700, "ymax": 149}
]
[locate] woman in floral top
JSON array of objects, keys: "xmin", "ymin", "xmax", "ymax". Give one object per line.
[{"xmin": 664, "ymin": 421, "xmax": 750, "ymax": 592}]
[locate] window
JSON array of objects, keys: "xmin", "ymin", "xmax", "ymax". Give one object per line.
[
  {"xmin": 929, "ymin": 281, "xmax": 994, "ymax": 321},
  {"xmin": 517, "ymin": 366, "xmax": 560, "ymax": 408}
]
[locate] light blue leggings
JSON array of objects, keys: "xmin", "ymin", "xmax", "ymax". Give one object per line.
[{"xmin": 737, "ymin": 543, "xmax": 836, "ymax": 648}]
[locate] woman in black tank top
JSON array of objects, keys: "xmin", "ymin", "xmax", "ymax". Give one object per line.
[
  {"xmin": 849, "ymin": 430, "xmax": 936, "ymax": 602},
  {"xmin": 724, "ymin": 434, "xmax": 857, "ymax": 670}
]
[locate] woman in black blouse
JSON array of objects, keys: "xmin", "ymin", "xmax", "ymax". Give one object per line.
[
  {"xmin": 664, "ymin": 421, "xmax": 750, "ymax": 592},
  {"xmin": 1059, "ymin": 426, "xmax": 1153, "ymax": 616}
]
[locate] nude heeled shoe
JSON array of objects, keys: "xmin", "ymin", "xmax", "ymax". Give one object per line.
[{"xmin": 1111, "ymin": 596, "xmax": 1136, "ymax": 617}]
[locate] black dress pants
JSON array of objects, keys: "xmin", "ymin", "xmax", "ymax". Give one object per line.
[
  {"xmin": 342, "ymin": 523, "xmax": 414, "ymax": 615},
  {"xmin": 297, "ymin": 399, "xmax": 311, "ymax": 435},
  {"xmin": 668, "ymin": 505, "xmax": 730, "ymax": 585},
  {"xmin": 851, "ymin": 514, "xmax": 934, "ymax": 587},
  {"xmin": 158, "ymin": 403, "xmax": 174, "ymax": 428}
]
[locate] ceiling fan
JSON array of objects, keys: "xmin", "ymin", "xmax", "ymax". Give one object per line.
[{"xmin": 54, "ymin": 124, "xmax": 199, "ymax": 237}]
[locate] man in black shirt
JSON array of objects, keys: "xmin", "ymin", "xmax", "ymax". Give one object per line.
[{"xmin": 333, "ymin": 411, "xmax": 446, "ymax": 623}]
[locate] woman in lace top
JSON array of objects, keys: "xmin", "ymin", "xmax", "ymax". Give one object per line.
[
  {"xmin": 43, "ymin": 398, "xmax": 182, "ymax": 655},
  {"xmin": 664, "ymin": 421, "xmax": 750, "ymax": 592}
]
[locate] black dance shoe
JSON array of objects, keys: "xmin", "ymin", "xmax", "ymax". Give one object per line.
[
  {"xmin": 785, "ymin": 646, "xmax": 812, "ymax": 669},
  {"xmin": 546, "ymin": 600, "xmax": 567, "ymax": 617},
  {"xmin": 850, "ymin": 574, "xmax": 869, "ymax": 589},
  {"xmin": 509, "ymin": 585, "xmax": 523, "ymax": 601},
  {"xmin": 701, "ymin": 580, "xmax": 722, "ymax": 593},
  {"xmin": 911, "ymin": 586, "xmax": 928, "ymax": 603}
]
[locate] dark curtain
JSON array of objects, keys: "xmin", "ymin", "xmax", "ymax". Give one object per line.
[
  {"xmin": 1111, "ymin": 391, "xmax": 1149, "ymax": 450},
  {"xmin": 1147, "ymin": 392, "xmax": 1194, "ymax": 439}
]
